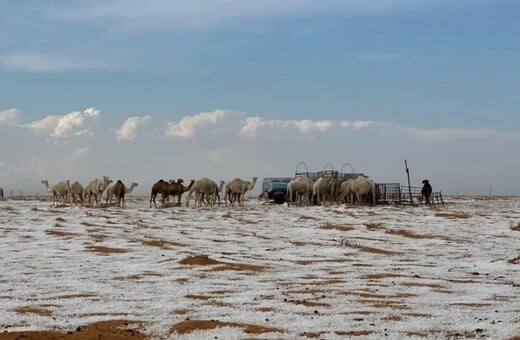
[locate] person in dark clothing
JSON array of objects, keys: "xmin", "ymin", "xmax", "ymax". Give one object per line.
[{"xmin": 421, "ymin": 179, "xmax": 433, "ymax": 205}]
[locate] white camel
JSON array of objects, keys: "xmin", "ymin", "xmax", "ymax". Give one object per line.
[
  {"xmin": 226, "ymin": 177, "xmax": 258, "ymax": 207},
  {"xmin": 84, "ymin": 176, "xmax": 112, "ymax": 206},
  {"xmin": 349, "ymin": 176, "xmax": 376, "ymax": 206},
  {"xmin": 186, "ymin": 178, "xmax": 219, "ymax": 207},
  {"xmin": 337, "ymin": 179, "xmax": 353, "ymax": 204},
  {"xmin": 329, "ymin": 175, "xmax": 340, "ymax": 204},
  {"xmin": 206, "ymin": 180, "xmax": 225, "ymax": 206},
  {"xmin": 287, "ymin": 176, "xmax": 314, "ymax": 207},
  {"xmin": 41, "ymin": 180, "xmax": 68, "ymax": 206},
  {"xmin": 106, "ymin": 182, "xmax": 138, "ymax": 204},
  {"xmin": 66, "ymin": 180, "xmax": 84, "ymax": 205},
  {"xmin": 313, "ymin": 177, "xmax": 330, "ymax": 206}
]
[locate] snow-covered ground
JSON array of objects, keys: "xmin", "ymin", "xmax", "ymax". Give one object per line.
[{"xmin": 0, "ymin": 196, "xmax": 519, "ymax": 339}]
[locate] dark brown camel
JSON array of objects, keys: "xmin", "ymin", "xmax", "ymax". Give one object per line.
[
  {"xmin": 113, "ymin": 180, "xmax": 126, "ymax": 207},
  {"xmin": 167, "ymin": 179, "xmax": 195, "ymax": 205},
  {"xmin": 150, "ymin": 179, "xmax": 172, "ymax": 208}
]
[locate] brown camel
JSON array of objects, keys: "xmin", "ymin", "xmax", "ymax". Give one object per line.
[
  {"xmin": 150, "ymin": 178, "xmax": 192, "ymax": 208},
  {"xmin": 167, "ymin": 179, "xmax": 195, "ymax": 205},
  {"xmin": 150, "ymin": 179, "xmax": 169, "ymax": 208},
  {"xmin": 113, "ymin": 180, "xmax": 126, "ymax": 207}
]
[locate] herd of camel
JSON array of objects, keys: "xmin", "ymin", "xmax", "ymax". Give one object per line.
[
  {"xmin": 287, "ymin": 175, "xmax": 377, "ymax": 206},
  {"xmin": 0, "ymin": 174, "xmax": 378, "ymax": 208},
  {"xmin": 31, "ymin": 176, "xmax": 259, "ymax": 208}
]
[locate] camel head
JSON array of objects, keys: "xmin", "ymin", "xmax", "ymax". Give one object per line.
[
  {"xmin": 185, "ymin": 179, "xmax": 195, "ymax": 191},
  {"xmin": 247, "ymin": 177, "xmax": 258, "ymax": 190}
]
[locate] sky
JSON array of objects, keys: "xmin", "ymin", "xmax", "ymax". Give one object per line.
[{"xmin": 0, "ymin": 0, "xmax": 519, "ymax": 195}]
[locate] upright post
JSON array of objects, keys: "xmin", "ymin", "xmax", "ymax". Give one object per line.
[{"xmin": 405, "ymin": 159, "xmax": 414, "ymax": 206}]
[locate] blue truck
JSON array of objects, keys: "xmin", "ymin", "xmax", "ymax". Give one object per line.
[{"xmin": 261, "ymin": 177, "xmax": 292, "ymax": 204}]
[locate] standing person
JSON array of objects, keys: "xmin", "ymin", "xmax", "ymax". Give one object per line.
[{"xmin": 421, "ymin": 179, "xmax": 432, "ymax": 205}]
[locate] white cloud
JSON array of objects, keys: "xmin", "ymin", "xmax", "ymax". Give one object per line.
[
  {"xmin": 239, "ymin": 116, "xmax": 264, "ymax": 138},
  {"xmin": 23, "ymin": 115, "xmax": 61, "ymax": 135},
  {"xmin": 164, "ymin": 109, "xmax": 232, "ymax": 139},
  {"xmin": 293, "ymin": 119, "xmax": 333, "ymax": 133},
  {"xmin": 50, "ymin": 108, "xmax": 100, "ymax": 140},
  {"xmin": 0, "ymin": 53, "xmax": 112, "ymax": 73},
  {"xmin": 116, "ymin": 115, "xmax": 151, "ymax": 141},
  {"xmin": 340, "ymin": 120, "xmax": 376, "ymax": 129},
  {"xmin": 0, "ymin": 109, "xmax": 22, "ymax": 126},
  {"xmin": 21, "ymin": 107, "xmax": 101, "ymax": 141}
]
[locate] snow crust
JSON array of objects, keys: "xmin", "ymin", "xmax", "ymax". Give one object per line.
[{"xmin": 0, "ymin": 196, "xmax": 519, "ymax": 339}]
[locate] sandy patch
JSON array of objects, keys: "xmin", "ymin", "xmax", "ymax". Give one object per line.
[
  {"xmin": 365, "ymin": 223, "xmax": 384, "ymax": 231},
  {"xmin": 45, "ymin": 229, "xmax": 79, "ymax": 238},
  {"xmin": 179, "ymin": 255, "xmax": 223, "ymax": 265},
  {"xmin": 170, "ymin": 319, "xmax": 284, "ymax": 335},
  {"xmin": 358, "ymin": 246, "xmax": 402, "ymax": 255},
  {"xmin": 14, "ymin": 306, "xmax": 53, "ymax": 316},
  {"xmin": 0, "ymin": 320, "xmax": 145, "ymax": 340},
  {"xmin": 507, "ymin": 256, "xmax": 520, "ymax": 264},
  {"xmin": 85, "ymin": 245, "xmax": 129, "ymax": 254},
  {"xmin": 140, "ymin": 239, "xmax": 187, "ymax": 248},
  {"xmin": 361, "ymin": 273, "xmax": 407, "ymax": 280},
  {"xmin": 319, "ymin": 224, "xmax": 356, "ymax": 231},
  {"xmin": 180, "ymin": 255, "xmax": 268, "ymax": 272},
  {"xmin": 435, "ymin": 212, "xmax": 471, "ymax": 219}
]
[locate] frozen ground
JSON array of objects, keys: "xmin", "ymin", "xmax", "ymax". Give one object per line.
[{"xmin": 0, "ymin": 196, "xmax": 519, "ymax": 339}]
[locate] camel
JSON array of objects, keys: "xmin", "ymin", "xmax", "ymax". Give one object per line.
[
  {"xmin": 150, "ymin": 179, "xmax": 170, "ymax": 208},
  {"xmin": 66, "ymin": 180, "xmax": 84, "ymax": 205},
  {"xmin": 329, "ymin": 175, "xmax": 340, "ymax": 204},
  {"xmin": 0, "ymin": 187, "xmax": 3, "ymax": 200},
  {"xmin": 421, "ymin": 179, "xmax": 433, "ymax": 205},
  {"xmin": 167, "ymin": 179, "xmax": 194, "ymax": 205},
  {"xmin": 113, "ymin": 180, "xmax": 127, "ymax": 207},
  {"xmin": 349, "ymin": 176, "xmax": 376, "ymax": 206},
  {"xmin": 41, "ymin": 180, "xmax": 68, "ymax": 205},
  {"xmin": 337, "ymin": 179, "xmax": 354, "ymax": 204},
  {"xmin": 186, "ymin": 178, "xmax": 221, "ymax": 207},
  {"xmin": 287, "ymin": 176, "xmax": 314, "ymax": 207},
  {"xmin": 106, "ymin": 182, "xmax": 138, "ymax": 204},
  {"xmin": 202, "ymin": 180, "xmax": 225, "ymax": 206},
  {"xmin": 84, "ymin": 176, "xmax": 111, "ymax": 206},
  {"xmin": 225, "ymin": 177, "xmax": 258, "ymax": 207},
  {"xmin": 150, "ymin": 178, "xmax": 189, "ymax": 208},
  {"xmin": 313, "ymin": 177, "xmax": 330, "ymax": 206}
]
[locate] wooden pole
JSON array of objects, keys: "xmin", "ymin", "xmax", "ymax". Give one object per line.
[{"xmin": 405, "ymin": 159, "xmax": 414, "ymax": 206}]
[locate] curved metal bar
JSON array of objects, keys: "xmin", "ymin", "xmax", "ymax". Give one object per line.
[
  {"xmin": 323, "ymin": 162, "xmax": 335, "ymax": 171},
  {"xmin": 295, "ymin": 161, "xmax": 309, "ymax": 175},
  {"xmin": 340, "ymin": 162, "xmax": 355, "ymax": 173}
]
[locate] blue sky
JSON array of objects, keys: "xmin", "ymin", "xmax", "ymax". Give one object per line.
[{"xmin": 1, "ymin": 1, "xmax": 519, "ymax": 195}]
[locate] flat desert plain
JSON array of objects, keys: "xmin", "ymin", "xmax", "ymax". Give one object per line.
[{"xmin": 0, "ymin": 196, "xmax": 519, "ymax": 339}]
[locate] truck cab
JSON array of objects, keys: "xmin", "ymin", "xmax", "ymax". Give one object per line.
[{"xmin": 261, "ymin": 177, "xmax": 291, "ymax": 204}]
